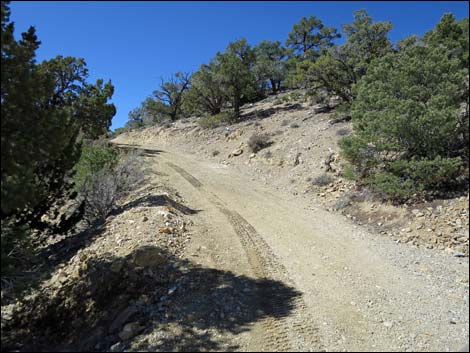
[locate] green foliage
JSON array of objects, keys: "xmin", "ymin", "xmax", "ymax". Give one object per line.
[
  {"xmin": 184, "ymin": 62, "xmax": 226, "ymax": 116},
  {"xmin": 216, "ymin": 38, "xmax": 257, "ymax": 119},
  {"xmin": 299, "ymin": 10, "xmax": 393, "ymax": 102},
  {"xmin": 0, "ymin": 2, "xmax": 115, "ymax": 217},
  {"xmin": 126, "ymin": 97, "xmax": 170, "ymax": 129},
  {"xmin": 341, "ymin": 29, "xmax": 468, "ymax": 201},
  {"xmin": 341, "ymin": 9, "xmax": 393, "ymax": 74},
  {"xmin": 153, "ymin": 72, "xmax": 191, "ymax": 121},
  {"xmin": 141, "ymin": 97, "xmax": 170, "ymax": 125},
  {"xmin": 351, "ymin": 45, "xmax": 466, "ymax": 160},
  {"xmin": 365, "ymin": 172, "xmax": 416, "ymax": 202},
  {"xmin": 112, "ymin": 127, "xmax": 128, "ymax": 137},
  {"xmin": 283, "ymin": 56, "xmax": 303, "ymax": 88},
  {"xmin": 388, "ymin": 157, "xmax": 464, "ymax": 190},
  {"xmin": 285, "ymin": 15, "xmax": 340, "ymax": 60},
  {"xmin": 126, "ymin": 107, "xmax": 144, "ymax": 129},
  {"xmin": 73, "ymin": 144, "xmax": 118, "ymax": 192},
  {"xmin": 253, "ymin": 40, "xmax": 288, "ymax": 94},
  {"xmin": 288, "ymin": 91, "xmax": 302, "ymax": 101},
  {"xmin": 424, "ymin": 13, "xmax": 469, "ymax": 69},
  {"xmin": 80, "ymin": 149, "xmax": 144, "ymax": 222},
  {"xmin": 198, "ymin": 112, "xmax": 232, "ymax": 129},
  {"xmin": 341, "ymin": 164, "xmax": 357, "ymax": 181}
]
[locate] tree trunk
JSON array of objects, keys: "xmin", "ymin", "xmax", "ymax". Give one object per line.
[
  {"xmin": 233, "ymin": 93, "xmax": 241, "ymax": 120},
  {"xmin": 211, "ymin": 106, "xmax": 221, "ymax": 115},
  {"xmin": 270, "ymin": 79, "xmax": 277, "ymax": 94}
]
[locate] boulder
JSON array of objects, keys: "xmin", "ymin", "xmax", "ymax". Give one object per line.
[
  {"xmin": 118, "ymin": 322, "xmax": 144, "ymax": 341},
  {"xmin": 229, "ymin": 148, "xmax": 243, "ymax": 158}
]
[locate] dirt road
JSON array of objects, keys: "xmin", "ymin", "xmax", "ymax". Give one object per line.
[{"xmin": 113, "ymin": 140, "xmax": 469, "ymax": 352}]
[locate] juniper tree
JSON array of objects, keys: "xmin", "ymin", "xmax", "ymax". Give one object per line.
[
  {"xmin": 153, "ymin": 72, "xmax": 191, "ymax": 121},
  {"xmin": 285, "ymin": 15, "xmax": 340, "ymax": 60},
  {"xmin": 1, "ymin": 2, "xmax": 115, "ymax": 218},
  {"xmin": 216, "ymin": 38, "xmax": 257, "ymax": 120},
  {"xmin": 253, "ymin": 40, "xmax": 288, "ymax": 94},
  {"xmin": 340, "ymin": 44, "xmax": 468, "ymax": 201},
  {"xmin": 300, "ymin": 9, "xmax": 393, "ymax": 103}
]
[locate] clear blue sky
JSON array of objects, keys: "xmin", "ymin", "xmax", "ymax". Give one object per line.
[{"xmin": 9, "ymin": 1, "xmax": 469, "ymax": 130}]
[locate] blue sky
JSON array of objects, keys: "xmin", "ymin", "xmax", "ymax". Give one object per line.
[{"xmin": 9, "ymin": 1, "xmax": 469, "ymax": 130}]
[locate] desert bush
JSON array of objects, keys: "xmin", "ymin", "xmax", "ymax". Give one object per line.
[
  {"xmin": 341, "ymin": 164, "xmax": 357, "ymax": 181},
  {"xmin": 290, "ymin": 122, "xmax": 300, "ymax": 128},
  {"xmin": 248, "ymin": 134, "xmax": 272, "ymax": 153},
  {"xmin": 73, "ymin": 145, "xmax": 119, "ymax": 192},
  {"xmin": 78, "ymin": 149, "xmax": 144, "ymax": 222},
  {"xmin": 198, "ymin": 112, "xmax": 232, "ymax": 129},
  {"xmin": 212, "ymin": 150, "xmax": 220, "ymax": 157},
  {"xmin": 289, "ymin": 92, "xmax": 302, "ymax": 101},
  {"xmin": 312, "ymin": 173, "xmax": 334, "ymax": 186},
  {"xmin": 334, "ymin": 195, "xmax": 351, "ymax": 210},
  {"xmin": 280, "ymin": 95, "xmax": 290, "ymax": 103}
]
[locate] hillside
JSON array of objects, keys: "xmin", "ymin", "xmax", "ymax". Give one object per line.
[{"xmin": 113, "ymin": 91, "xmax": 469, "ymax": 257}]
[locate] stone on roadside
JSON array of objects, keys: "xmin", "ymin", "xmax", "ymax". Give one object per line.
[
  {"xmin": 118, "ymin": 322, "xmax": 144, "ymax": 341},
  {"xmin": 131, "ymin": 246, "xmax": 165, "ymax": 268}
]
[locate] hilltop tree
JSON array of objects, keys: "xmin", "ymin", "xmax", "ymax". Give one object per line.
[
  {"xmin": 154, "ymin": 71, "xmax": 191, "ymax": 121},
  {"xmin": 285, "ymin": 15, "xmax": 340, "ymax": 60},
  {"xmin": 184, "ymin": 61, "xmax": 226, "ymax": 116},
  {"xmin": 301, "ymin": 9, "xmax": 393, "ymax": 102},
  {"xmin": 217, "ymin": 38, "xmax": 257, "ymax": 119},
  {"xmin": 253, "ymin": 40, "xmax": 288, "ymax": 94},
  {"xmin": 141, "ymin": 97, "xmax": 169, "ymax": 125},
  {"xmin": 125, "ymin": 107, "xmax": 144, "ymax": 129}
]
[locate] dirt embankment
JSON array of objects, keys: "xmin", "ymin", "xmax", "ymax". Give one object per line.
[
  {"xmin": 113, "ymin": 92, "xmax": 469, "ymax": 257},
  {"xmin": 2, "ymin": 92, "xmax": 468, "ymax": 352}
]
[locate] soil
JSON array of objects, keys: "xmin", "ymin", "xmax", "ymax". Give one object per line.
[{"xmin": 2, "ymin": 92, "xmax": 468, "ymax": 352}]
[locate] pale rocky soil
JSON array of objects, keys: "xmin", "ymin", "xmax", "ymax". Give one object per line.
[
  {"xmin": 2, "ymin": 92, "xmax": 468, "ymax": 352},
  {"xmin": 107, "ymin": 91, "xmax": 468, "ymax": 351},
  {"xmin": 115, "ymin": 91, "xmax": 469, "ymax": 257}
]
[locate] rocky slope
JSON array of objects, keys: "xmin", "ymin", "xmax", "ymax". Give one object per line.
[{"xmin": 113, "ymin": 91, "xmax": 469, "ymax": 257}]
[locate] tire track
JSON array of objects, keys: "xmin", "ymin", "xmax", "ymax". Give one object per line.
[
  {"xmin": 165, "ymin": 161, "xmax": 323, "ymax": 352},
  {"xmin": 166, "ymin": 162, "xmax": 203, "ymax": 188}
]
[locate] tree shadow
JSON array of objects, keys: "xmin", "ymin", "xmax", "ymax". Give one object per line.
[
  {"xmin": 112, "ymin": 194, "xmax": 201, "ymax": 217},
  {"xmin": 2, "ymin": 246, "xmax": 302, "ymax": 352},
  {"xmin": 2, "ymin": 192, "xmax": 200, "ymax": 307},
  {"xmin": 113, "ymin": 143, "xmax": 166, "ymax": 157}
]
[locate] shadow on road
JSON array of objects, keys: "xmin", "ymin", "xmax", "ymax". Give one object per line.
[
  {"xmin": 3, "ymin": 246, "xmax": 302, "ymax": 352},
  {"xmin": 113, "ymin": 194, "xmax": 201, "ymax": 216},
  {"xmin": 113, "ymin": 143, "xmax": 166, "ymax": 157}
]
